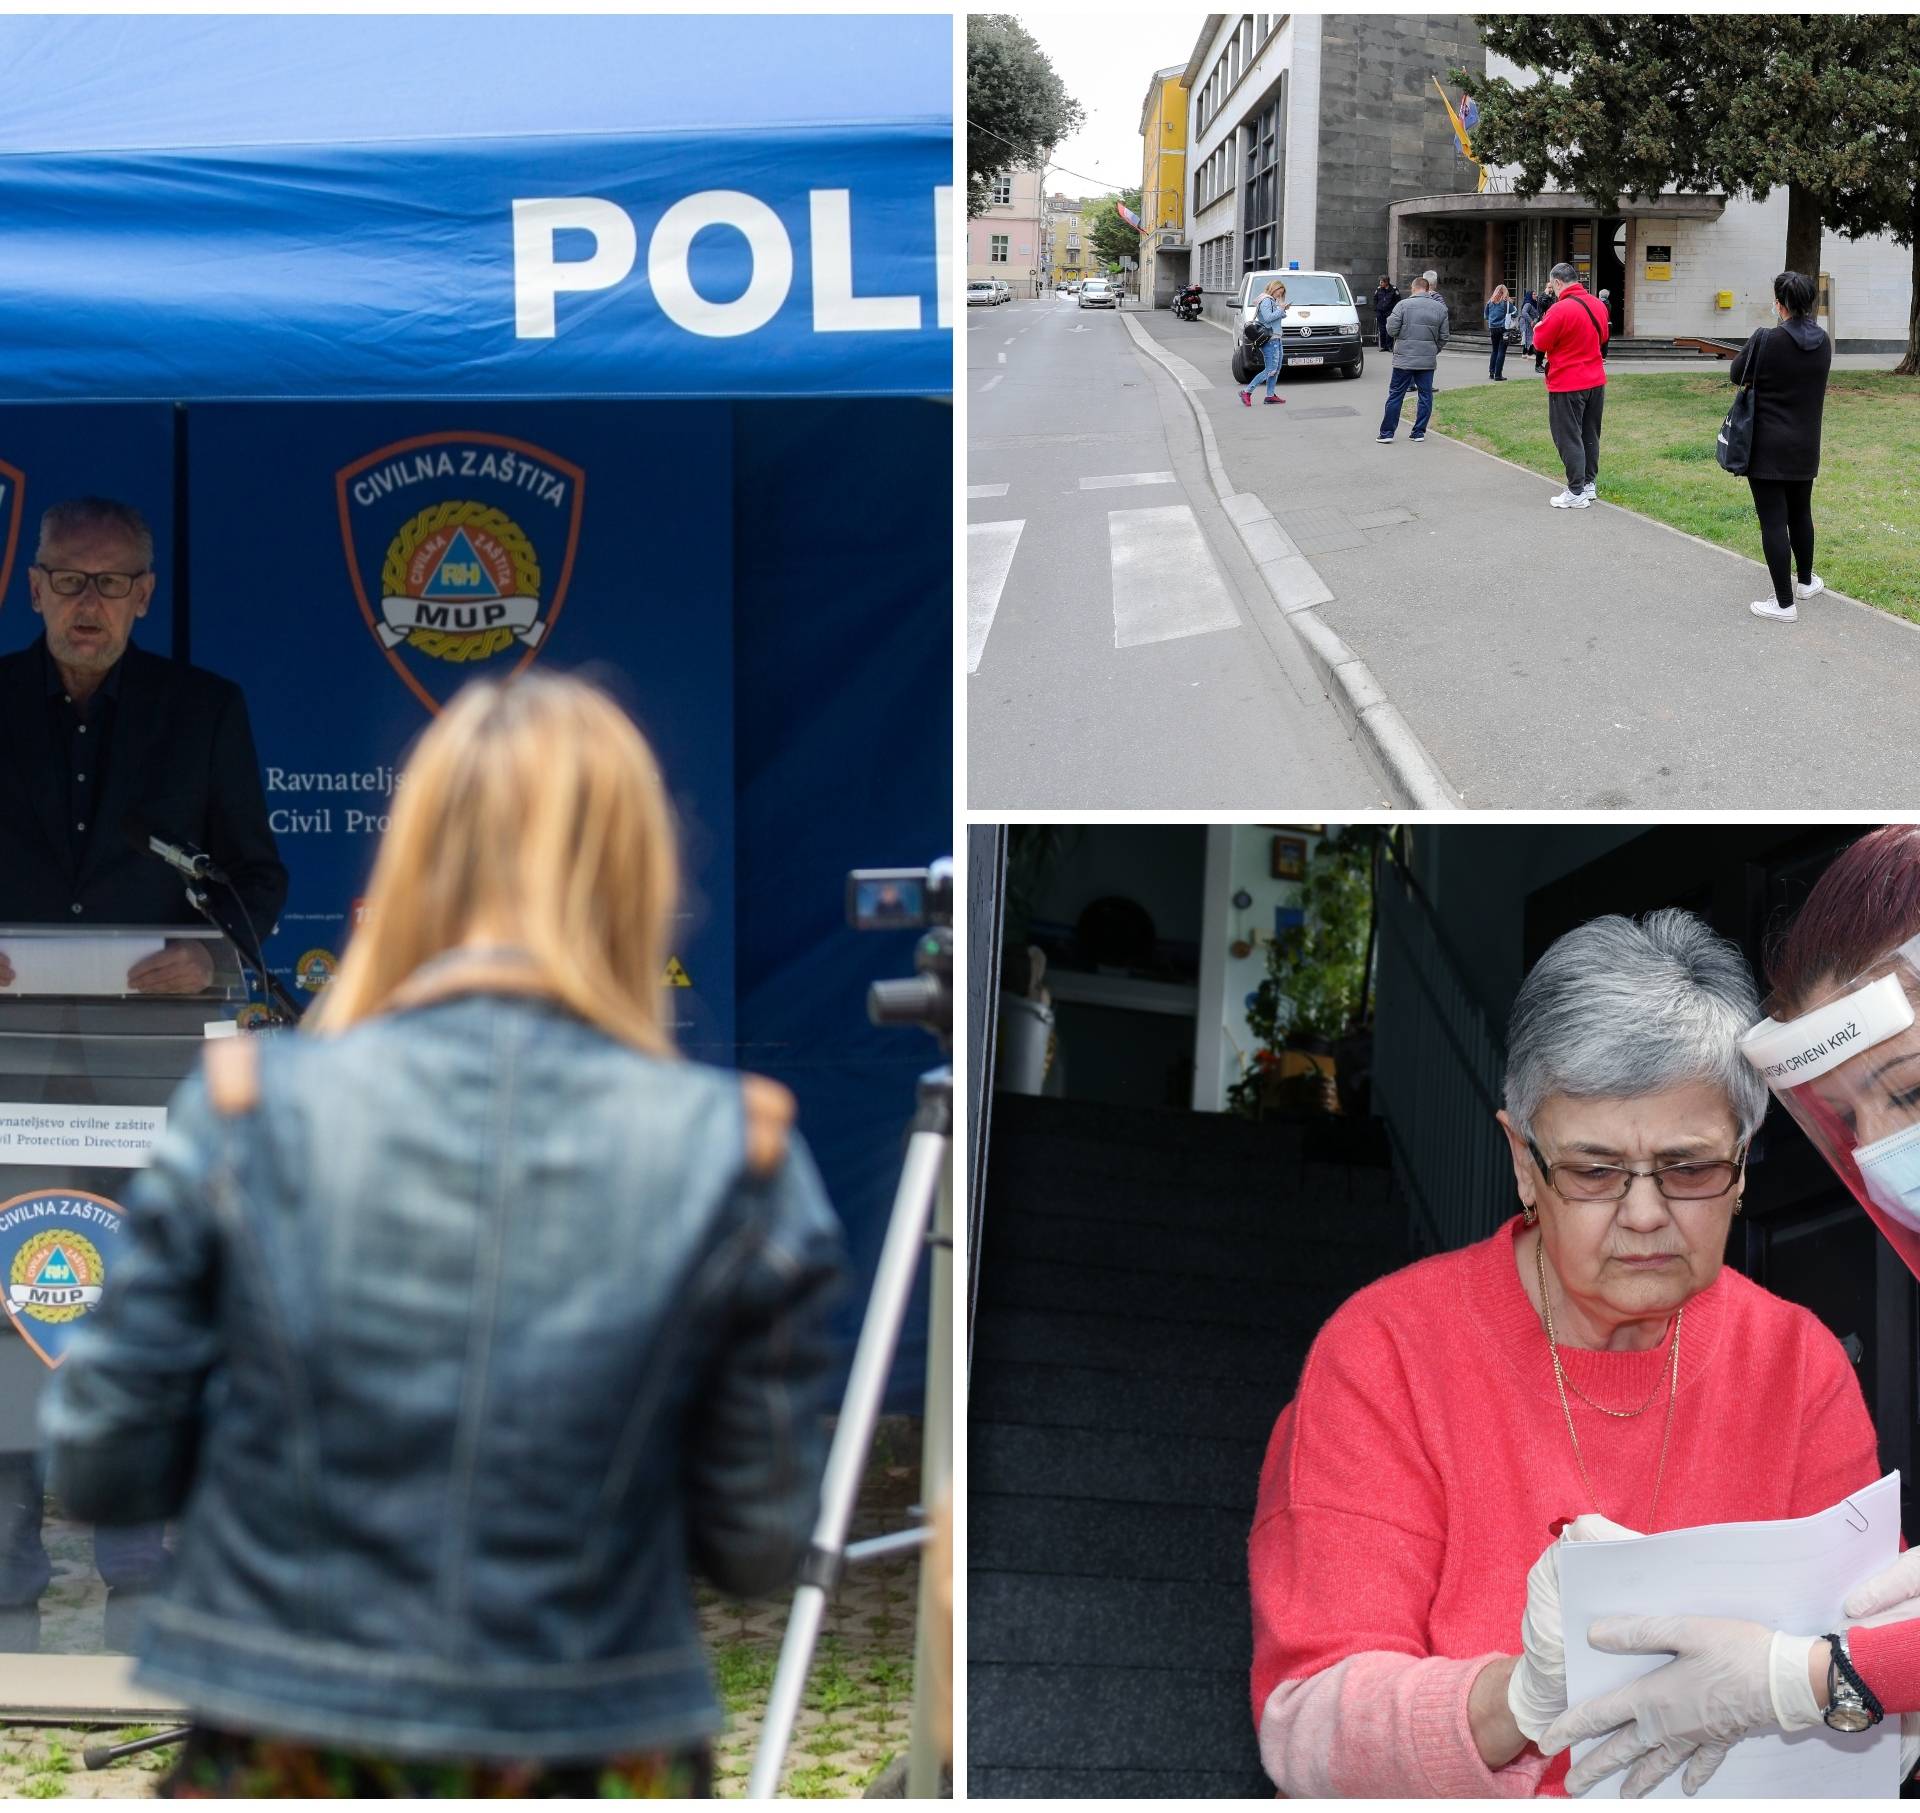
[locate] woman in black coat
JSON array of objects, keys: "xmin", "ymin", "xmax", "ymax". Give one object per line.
[{"xmin": 1735, "ymin": 270, "xmax": 1832, "ymax": 624}]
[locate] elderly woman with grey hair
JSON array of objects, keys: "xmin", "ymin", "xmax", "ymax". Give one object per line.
[{"xmin": 1248, "ymin": 909, "xmax": 1882, "ymax": 1798}]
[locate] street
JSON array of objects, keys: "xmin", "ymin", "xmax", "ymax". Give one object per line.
[
  {"xmin": 974, "ymin": 293, "xmax": 1920, "ymax": 809},
  {"xmin": 966, "ymin": 295, "xmax": 1389, "ymax": 808}
]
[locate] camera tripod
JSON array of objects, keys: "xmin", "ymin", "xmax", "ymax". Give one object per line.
[
  {"xmin": 750, "ymin": 877, "xmax": 953, "ymax": 1799},
  {"xmin": 748, "ymin": 1069, "xmax": 950, "ymax": 1799}
]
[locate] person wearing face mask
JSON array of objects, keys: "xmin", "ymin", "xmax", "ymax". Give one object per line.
[
  {"xmin": 1535, "ymin": 825, "xmax": 1920, "ymax": 1797},
  {"xmin": 1731, "ymin": 271, "xmax": 1833, "ymax": 624},
  {"xmin": 1247, "ymin": 909, "xmax": 1881, "ymax": 1797}
]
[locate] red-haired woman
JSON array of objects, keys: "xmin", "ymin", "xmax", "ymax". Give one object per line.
[{"xmin": 1541, "ymin": 825, "xmax": 1920, "ymax": 1795}]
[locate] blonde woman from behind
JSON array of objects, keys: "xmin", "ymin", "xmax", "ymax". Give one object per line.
[{"xmin": 46, "ymin": 672, "xmax": 848, "ymax": 1798}]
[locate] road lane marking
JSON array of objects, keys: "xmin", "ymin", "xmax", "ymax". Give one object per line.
[
  {"xmin": 967, "ymin": 520, "xmax": 1024, "ymax": 674},
  {"xmin": 1079, "ymin": 472, "xmax": 1176, "ymax": 491},
  {"xmin": 968, "ymin": 484, "xmax": 1010, "ymax": 499},
  {"xmin": 997, "ymin": 352, "xmax": 1006, "ymax": 363},
  {"xmin": 1108, "ymin": 505, "xmax": 1241, "ymax": 650},
  {"xmin": 980, "ymin": 375, "xmax": 1004, "ymax": 391}
]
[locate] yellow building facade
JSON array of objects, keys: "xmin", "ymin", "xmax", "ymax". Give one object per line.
[{"xmin": 1138, "ymin": 64, "xmax": 1189, "ymax": 307}]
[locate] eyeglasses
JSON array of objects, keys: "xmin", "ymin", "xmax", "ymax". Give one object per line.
[
  {"xmin": 1527, "ymin": 1139, "xmax": 1745, "ymax": 1203},
  {"xmin": 33, "ymin": 565, "xmax": 149, "ymax": 600}
]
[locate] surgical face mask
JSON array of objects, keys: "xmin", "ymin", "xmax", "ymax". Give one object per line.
[
  {"xmin": 1742, "ymin": 940, "xmax": 1920, "ymax": 1263},
  {"xmin": 1855, "ymin": 1121, "xmax": 1920, "ymax": 1235}
]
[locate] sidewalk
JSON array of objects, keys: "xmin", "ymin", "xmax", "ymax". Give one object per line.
[{"xmin": 1132, "ymin": 308, "xmax": 1920, "ymax": 807}]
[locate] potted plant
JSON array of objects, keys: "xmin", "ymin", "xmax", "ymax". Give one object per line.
[{"xmin": 1228, "ymin": 828, "xmax": 1377, "ymax": 1119}]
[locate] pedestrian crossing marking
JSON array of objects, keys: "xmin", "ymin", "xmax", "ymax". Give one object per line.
[
  {"xmin": 1079, "ymin": 472, "xmax": 1176, "ymax": 491},
  {"xmin": 968, "ymin": 483, "xmax": 1010, "ymax": 499},
  {"xmin": 967, "ymin": 520, "xmax": 1024, "ymax": 675},
  {"xmin": 1108, "ymin": 505, "xmax": 1241, "ymax": 650}
]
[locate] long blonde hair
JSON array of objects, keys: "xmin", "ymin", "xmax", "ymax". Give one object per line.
[{"xmin": 307, "ymin": 673, "xmax": 680, "ymax": 1055}]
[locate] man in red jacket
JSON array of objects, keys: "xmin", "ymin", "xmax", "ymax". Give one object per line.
[{"xmin": 1531, "ymin": 261, "xmax": 1610, "ymax": 509}]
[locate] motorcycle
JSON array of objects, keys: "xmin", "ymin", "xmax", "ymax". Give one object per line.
[{"xmin": 1171, "ymin": 284, "xmax": 1204, "ymax": 323}]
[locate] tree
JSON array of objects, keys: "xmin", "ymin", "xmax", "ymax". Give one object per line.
[
  {"xmin": 1085, "ymin": 188, "xmax": 1146, "ymax": 269},
  {"xmin": 967, "ymin": 15, "xmax": 1082, "ymax": 218},
  {"xmin": 1458, "ymin": 17, "xmax": 1896, "ymax": 288},
  {"xmin": 1822, "ymin": 16, "xmax": 1920, "ymax": 374}
]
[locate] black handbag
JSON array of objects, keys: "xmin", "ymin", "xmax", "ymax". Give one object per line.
[
  {"xmin": 1243, "ymin": 317, "xmax": 1272, "ymax": 348},
  {"xmin": 1717, "ymin": 330, "xmax": 1765, "ymax": 474}
]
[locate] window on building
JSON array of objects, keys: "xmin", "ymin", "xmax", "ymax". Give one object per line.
[
  {"xmin": 1241, "ymin": 15, "xmax": 1255, "ymax": 62},
  {"xmin": 1230, "ymin": 35, "xmax": 1242, "ymax": 84},
  {"xmin": 990, "ymin": 235, "xmax": 1009, "ymax": 263},
  {"xmin": 1241, "ymin": 77, "xmax": 1286, "ymax": 276},
  {"xmin": 991, "ymin": 174, "xmax": 1012, "ymax": 207}
]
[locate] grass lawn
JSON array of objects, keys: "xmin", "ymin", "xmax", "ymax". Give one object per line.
[{"xmin": 1436, "ymin": 370, "xmax": 1920, "ymax": 621}]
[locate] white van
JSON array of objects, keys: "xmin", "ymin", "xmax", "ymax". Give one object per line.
[{"xmin": 1230, "ymin": 269, "xmax": 1364, "ymax": 383}]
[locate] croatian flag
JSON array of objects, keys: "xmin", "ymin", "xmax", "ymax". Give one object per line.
[
  {"xmin": 1460, "ymin": 95, "xmax": 1480, "ymax": 129},
  {"xmin": 1116, "ymin": 201, "xmax": 1144, "ymax": 233}
]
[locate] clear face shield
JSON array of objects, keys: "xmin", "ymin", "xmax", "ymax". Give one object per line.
[{"xmin": 1740, "ymin": 936, "xmax": 1920, "ymax": 1272}]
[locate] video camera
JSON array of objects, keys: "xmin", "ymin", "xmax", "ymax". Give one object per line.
[{"xmin": 847, "ymin": 859, "xmax": 952, "ymax": 1048}]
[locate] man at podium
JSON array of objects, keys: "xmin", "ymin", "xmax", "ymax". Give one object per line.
[{"xmin": 0, "ymin": 496, "xmax": 286, "ymax": 993}]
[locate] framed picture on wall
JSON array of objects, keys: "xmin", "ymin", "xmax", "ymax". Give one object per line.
[{"xmin": 1271, "ymin": 835, "xmax": 1307, "ymax": 881}]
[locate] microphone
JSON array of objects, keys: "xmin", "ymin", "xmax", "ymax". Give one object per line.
[{"xmin": 122, "ymin": 815, "xmax": 227, "ymax": 885}]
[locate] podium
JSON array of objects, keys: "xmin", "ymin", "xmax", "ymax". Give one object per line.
[{"xmin": 0, "ymin": 927, "xmax": 247, "ymax": 1695}]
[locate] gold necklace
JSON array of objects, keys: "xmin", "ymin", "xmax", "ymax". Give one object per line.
[{"xmin": 1536, "ymin": 1234, "xmax": 1682, "ymax": 1531}]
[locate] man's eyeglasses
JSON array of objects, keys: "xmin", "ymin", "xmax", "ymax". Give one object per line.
[
  {"xmin": 1527, "ymin": 1139, "xmax": 1745, "ymax": 1202},
  {"xmin": 33, "ymin": 565, "xmax": 149, "ymax": 601}
]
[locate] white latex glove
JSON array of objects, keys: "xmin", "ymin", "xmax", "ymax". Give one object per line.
[
  {"xmin": 1844, "ymin": 1548, "xmax": 1920, "ymax": 1622},
  {"xmin": 1541, "ymin": 1615, "xmax": 1791, "ymax": 1798},
  {"xmin": 1508, "ymin": 1514, "xmax": 1643, "ymax": 1743}
]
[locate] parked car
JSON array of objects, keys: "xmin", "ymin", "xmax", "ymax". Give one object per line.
[
  {"xmin": 968, "ymin": 280, "xmax": 999, "ymax": 308},
  {"xmin": 1078, "ymin": 278, "xmax": 1117, "ymax": 310},
  {"xmin": 991, "ymin": 279, "xmax": 1011, "ymax": 305},
  {"xmin": 1230, "ymin": 270, "xmax": 1364, "ymax": 382}
]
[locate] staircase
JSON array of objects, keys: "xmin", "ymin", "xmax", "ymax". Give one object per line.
[{"xmin": 967, "ymin": 1094, "xmax": 1414, "ymax": 1798}]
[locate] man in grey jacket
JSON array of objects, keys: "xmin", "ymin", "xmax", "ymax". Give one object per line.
[{"xmin": 1377, "ymin": 276, "xmax": 1450, "ymax": 443}]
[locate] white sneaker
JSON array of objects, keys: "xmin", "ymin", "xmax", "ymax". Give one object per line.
[
  {"xmin": 1549, "ymin": 489, "xmax": 1592, "ymax": 509},
  {"xmin": 1795, "ymin": 572, "xmax": 1825, "ymax": 599},
  {"xmin": 1750, "ymin": 597, "xmax": 1799, "ymax": 623},
  {"xmin": 1579, "ymin": 481, "xmax": 1598, "ymax": 500}
]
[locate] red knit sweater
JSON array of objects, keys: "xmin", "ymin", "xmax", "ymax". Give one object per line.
[{"xmin": 1249, "ymin": 1217, "xmax": 1882, "ymax": 1797}]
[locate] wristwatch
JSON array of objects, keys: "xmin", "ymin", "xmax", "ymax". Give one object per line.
[{"xmin": 1822, "ymin": 1630, "xmax": 1885, "ymax": 1733}]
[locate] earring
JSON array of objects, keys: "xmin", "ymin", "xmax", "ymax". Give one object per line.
[
  {"xmin": 1733, "ymin": 1197, "xmax": 1744, "ymax": 1217},
  {"xmin": 1522, "ymin": 1203, "xmax": 1538, "ymax": 1226}
]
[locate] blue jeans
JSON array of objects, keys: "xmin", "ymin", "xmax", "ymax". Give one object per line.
[
  {"xmin": 1379, "ymin": 367, "xmax": 1434, "ymax": 438},
  {"xmin": 1243, "ymin": 337, "xmax": 1285, "ymax": 396},
  {"xmin": 1490, "ymin": 333, "xmax": 1509, "ymax": 378}
]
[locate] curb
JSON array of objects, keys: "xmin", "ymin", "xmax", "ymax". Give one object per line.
[{"xmin": 1119, "ymin": 309, "xmax": 1460, "ymax": 809}]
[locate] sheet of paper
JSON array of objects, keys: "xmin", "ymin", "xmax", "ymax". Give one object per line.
[
  {"xmin": 1559, "ymin": 1472, "xmax": 1902, "ymax": 1798},
  {"xmin": 0, "ymin": 935, "xmax": 164, "ymax": 996}
]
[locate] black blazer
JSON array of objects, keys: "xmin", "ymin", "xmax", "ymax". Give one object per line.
[
  {"xmin": 0, "ymin": 638, "xmax": 287, "ymax": 938},
  {"xmin": 1730, "ymin": 321, "xmax": 1831, "ymax": 482}
]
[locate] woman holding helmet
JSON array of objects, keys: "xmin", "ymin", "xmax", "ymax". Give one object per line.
[{"xmin": 1540, "ymin": 825, "xmax": 1920, "ymax": 1795}]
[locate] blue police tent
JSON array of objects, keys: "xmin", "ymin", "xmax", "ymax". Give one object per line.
[{"xmin": 0, "ymin": 14, "xmax": 952, "ymax": 1400}]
